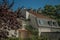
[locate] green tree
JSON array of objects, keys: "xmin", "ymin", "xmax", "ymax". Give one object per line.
[
  {"xmin": 43, "ymin": 5, "xmax": 56, "ymax": 19},
  {"xmin": 42, "ymin": 5, "xmax": 60, "ymax": 26},
  {"xmin": 44, "ymin": 5, "xmax": 56, "ymax": 15},
  {"xmin": 25, "ymin": 25, "xmax": 39, "ymax": 40},
  {"xmin": 25, "ymin": 25, "xmax": 38, "ymax": 35}
]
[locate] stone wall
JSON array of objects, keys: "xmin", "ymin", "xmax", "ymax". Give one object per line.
[{"xmin": 41, "ymin": 32, "xmax": 60, "ymax": 40}]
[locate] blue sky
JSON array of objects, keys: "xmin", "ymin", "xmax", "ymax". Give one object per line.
[
  {"xmin": 13, "ymin": 0, "xmax": 60, "ymax": 10},
  {"xmin": 0, "ymin": 0, "xmax": 60, "ymax": 11}
]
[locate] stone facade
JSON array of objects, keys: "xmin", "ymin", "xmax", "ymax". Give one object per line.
[{"xmin": 20, "ymin": 9, "xmax": 60, "ymax": 39}]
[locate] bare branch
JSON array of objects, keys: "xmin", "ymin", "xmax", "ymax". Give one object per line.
[{"xmin": 8, "ymin": 0, "xmax": 14, "ymax": 9}]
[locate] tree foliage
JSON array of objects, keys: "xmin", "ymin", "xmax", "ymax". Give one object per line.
[
  {"xmin": 25, "ymin": 25, "xmax": 38, "ymax": 35},
  {"xmin": 0, "ymin": 0, "xmax": 21, "ymax": 40},
  {"xmin": 42, "ymin": 5, "xmax": 60, "ymax": 26}
]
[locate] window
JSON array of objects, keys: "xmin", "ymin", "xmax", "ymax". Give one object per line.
[
  {"xmin": 39, "ymin": 20, "xmax": 44, "ymax": 25},
  {"xmin": 48, "ymin": 21, "xmax": 52, "ymax": 26},
  {"xmin": 39, "ymin": 20, "xmax": 41, "ymax": 24},
  {"xmin": 53, "ymin": 22, "xmax": 57, "ymax": 26}
]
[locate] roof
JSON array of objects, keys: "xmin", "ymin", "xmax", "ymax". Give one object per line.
[{"xmin": 29, "ymin": 11, "xmax": 53, "ymax": 20}]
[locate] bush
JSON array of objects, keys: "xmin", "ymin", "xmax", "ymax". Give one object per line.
[{"xmin": 8, "ymin": 37, "xmax": 19, "ymax": 40}]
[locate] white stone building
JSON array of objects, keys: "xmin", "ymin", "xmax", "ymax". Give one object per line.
[{"xmin": 20, "ymin": 8, "xmax": 60, "ymax": 36}]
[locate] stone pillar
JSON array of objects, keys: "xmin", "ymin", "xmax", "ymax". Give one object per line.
[
  {"xmin": 18, "ymin": 29, "xmax": 31, "ymax": 40},
  {"xmin": 38, "ymin": 28, "xmax": 41, "ymax": 36}
]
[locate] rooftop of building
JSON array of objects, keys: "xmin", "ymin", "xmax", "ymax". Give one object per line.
[{"xmin": 28, "ymin": 10, "xmax": 54, "ymax": 20}]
